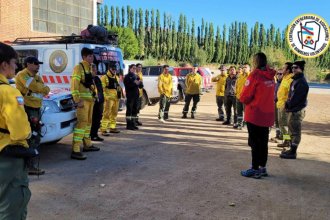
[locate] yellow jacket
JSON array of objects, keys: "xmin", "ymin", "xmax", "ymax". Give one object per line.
[
  {"xmin": 0, "ymin": 74, "xmax": 31, "ymax": 151},
  {"xmin": 185, "ymin": 72, "xmax": 202, "ymax": 95},
  {"xmin": 101, "ymin": 71, "xmax": 120, "ymax": 100},
  {"xmin": 235, "ymin": 72, "xmax": 250, "ymax": 99},
  {"xmin": 70, "ymin": 61, "xmax": 94, "ymax": 103},
  {"xmin": 137, "ymin": 71, "xmax": 143, "ymax": 97},
  {"xmin": 211, "ymin": 73, "xmax": 227, "ymax": 96},
  {"xmin": 15, "ymin": 68, "xmax": 50, "ymax": 108},
  {"xmin": 277, "ymin": 73, "xmax": 294, "ymax": 109},
  {"xmin": 158, "ymin": 72, "xmax": 173, "ymax": 98}
]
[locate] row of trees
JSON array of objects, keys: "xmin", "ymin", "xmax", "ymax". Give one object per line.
[{"xmin": 97, "ymin": 5, "xmax": 329, "ymax": 69}]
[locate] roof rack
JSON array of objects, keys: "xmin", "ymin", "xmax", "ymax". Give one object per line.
[{"xmin": 12, "ymin": 34, "xmax": 118, "ymax": 46}]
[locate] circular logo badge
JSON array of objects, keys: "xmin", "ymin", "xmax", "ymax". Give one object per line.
[
  {"xmin": 287, "ymin": 14, "xmax": 330, "ymax": 58},
  {"xmin": 49, "ymin": 50, "xmax": 68, "ymax": 73}
]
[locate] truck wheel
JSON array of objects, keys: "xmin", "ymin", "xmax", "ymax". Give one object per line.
[
  {"xmin": 171, "ymin": 96, "xmax": 180, "ymax": 104},
  {"xmin": 140, "ymin": 92, "xmax": 148, "ymax": 109},
  {"xmin": 179, "ymin": 89, "xmax": 185, "ymax": 102},
  {"xmin": 44, "ymin": 139, "xmax": 62, "ymax": 145}
]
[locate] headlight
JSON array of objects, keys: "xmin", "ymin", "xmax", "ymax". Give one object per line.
[{"xmin": 41, "ymin": 100, "xmax": 61, "ymax": 113}]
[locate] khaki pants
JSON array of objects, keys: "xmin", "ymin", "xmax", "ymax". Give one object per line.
[
  {"xmin": 0, "ymin": 155, "xmax": 30, "ymax": 220},
  {"xmin": 288, "ymin": 109, "xmax": 306, "ymax": 147},
  {"xmin": 72, "ymin": 100, "xmax": 94, "ymax": 152},
  {"xmin": 101, "ymin": 98, "xmax": 119, "ymax": 131}
]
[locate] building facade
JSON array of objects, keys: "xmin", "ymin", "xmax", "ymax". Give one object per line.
[{"xmin": 0, "ymin": 0, "xmax": 103, "ymax": 42}]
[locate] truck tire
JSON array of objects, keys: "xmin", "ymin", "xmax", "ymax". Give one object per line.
[
  {"xmin": 44, "ymin": 139, "xmax": 62, "ymax": 145},
  {"xmin": 140, "ymin": 92, "xmax": 148, "ymax": 110},
  {"xmin": 170, "ymin": 96, "xmax": 180, "ymax": 104}
]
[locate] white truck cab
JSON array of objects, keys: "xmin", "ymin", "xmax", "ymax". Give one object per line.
[{"xmin": 9, "ymin": 35, "xmax": 125, "ymax": 144}]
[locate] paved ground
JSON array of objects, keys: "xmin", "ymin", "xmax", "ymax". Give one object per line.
[{"xmin": 28, "ymin": 88, "xmax": 330, "ymax": 220}]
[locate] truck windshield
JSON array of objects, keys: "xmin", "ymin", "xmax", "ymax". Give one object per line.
[{"xmin": 93, "ymin": 48, "xmax": 124, "ymax": 76}]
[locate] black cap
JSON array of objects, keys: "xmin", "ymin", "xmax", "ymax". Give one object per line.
[
  {"xmin": 293, "ymin": 60, "xmax": 306, "ymax": 71},
  {"xmin": 24, "ymin": 56, "xmax": 43, "ymax": 65},
  {"xmin": 108, "ymin": 63, "xmax": 117, "ymax": 69}
]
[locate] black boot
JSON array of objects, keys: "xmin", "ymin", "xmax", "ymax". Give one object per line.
[
  {"xmin": 277, "ymin": 140, "xmax": 290, "ymax": 148},
  {"xmin": 126, "ymin": 119, "xmax": 135, "ymax": 130},
  {"xmin": 182, "ymin": 113, "xmax": 187, "ymax": 119},
  {"xmin": 222, "ymin": 120, "xmax": 230, "ymax": 125},
  {"xmin": 191, "ymin": 113, "xmax": 195, "ymax": 119},
  {"xmin": 280, "ymin": 145, "xmax": 297, "ymax": 159}
]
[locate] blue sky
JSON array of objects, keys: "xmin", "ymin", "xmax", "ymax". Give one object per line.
[{"xmin": 103, "ymin": 0, "xmax": 330, "ymax": 31}]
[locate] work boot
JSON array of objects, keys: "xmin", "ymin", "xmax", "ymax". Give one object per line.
[
  {"xmin": 216, "ymin": 117, "xmax": 224, "ymax": 121},
  {"xmin": 101, "ymin": 131, "xmax": 110, "ymax": 137},
  {"xmin": 280, "ymin": 149, "xmax": 297, "ymax": 159},
  {"xmin": 91, "ymin": 136, "xmax": 104, "ymax": 141},
  {"xmin": 136, "ymin": 121, "xmax": 143, "ymax": 126},
  {"xmin": 277, "ymin": 140, "xmax": 290, "ymax": 148},
  {"xmin": 71, "ymin": 151, "xmax": 87, "ymax": 160},
  {"xmin": 110, "ymin": 128, "xmax": 120, "ymax": 133},
  {"xmin": 233, "ymin": 123, "xmax": 239, "ymax": 129},
  {"xmin": 191, "ymin": 113, "xmax": 195, "ymax": 119},
  {"xmin": 28, "ymin": 167, "xmax": 45, "ymax": 175},
  {"xmin": 83, "ymin": 145, "xmax": 100, "ymax": 152},
  {"xmin": 222, "ymin": 120, "xmax": 230, "ymax": 125},
  {"xmin": 182, "ymin": 113, "xmax": 187, "ymax": 119}
]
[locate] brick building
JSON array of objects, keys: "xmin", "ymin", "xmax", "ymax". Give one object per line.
[{"xmin": 0, "ymin": 0, "xmax": 103, "ymax": 42}]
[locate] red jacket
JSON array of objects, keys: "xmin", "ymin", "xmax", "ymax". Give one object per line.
[{"xmin": 240, "ymin": 67, "xmax": 276, "ymax": 127}]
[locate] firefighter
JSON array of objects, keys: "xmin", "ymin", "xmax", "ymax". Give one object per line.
[
  {"xmin": 71, "ymin": 47, "xmax": 100, "ymax": 160},
  {"xmin": 158, "ymin": 65, "xmax": 173, "ymax": 123},
  {"xmin": 235, "ymin": 64, "xmax": 250, "ymax": 129},
  {"xmin": 223, "ymin": 66, "xmax": 238, "ymax": 125},
  {"xmin": 100, "ymin": 63, "xmax": 122, "ymax": 135},
  {"xmin": 135, "ymin": 63, "xmax": 143, "ymax": 126},
  {"xmin": 0, "ymin": 42, "xmax": 32, "ymax": 220},
  {"xmin": 15, "ymin": 56, "xmax": 50, "ymax": 175},
  {"xmin": 280, "ymin": 61, "xmax": 309, "ymax": 159},
  {"xmin": 90, "ymin": 63, "xmax": 104, "ymax": 141},
  {"xmin": 124, "ymin": 64, "xmax": 143, "ymax": 130},
  {"xmin": 276, "ymin": 62, "xmax": 294, "ymax": 147},
  {"xmin": 211, "ymin": 64, "xmax": 227, "ymax": 121},
  {"xmin": 182, "ymin": 65, "xmax": 203, "ymax": 119}
]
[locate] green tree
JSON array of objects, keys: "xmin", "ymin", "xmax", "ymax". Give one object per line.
[
  {"xmin": 137, "ymin": 8, "xmax": 145, "ymax": 59},
  {"xmin": 171, "ymin": 21, "xmax": 177, "ymax": 60},
  {"xmin": 104, "ymin": 5, "xmax": 109, "ymax": 26},
  {"xmin": 207, "ymin": 23, "xmax": 215, "ymax": 62},
  {"xmin": 97, "ymin": 4, "xmax": 101, "ymax": 25},
  {"xmin": 110, "ymin": 6, "xmax": 115, "ymax": 27},
  {"xmin": 275, "ymin": 28, "xmax": 281, "ymax": 48},
  {"xmin": 121, "ymin": 6, "xmax": 125, "ymax": 27},
  {"xmin": 155, "ymin": 10, "xmax": 160, "ymax": 58},
  {"xmin": 116, "ymin": 6, "xmax": 120, "ymax": 27},
  {"xmin": 108, "ymin": 27, "xmax": 138, "ymax": 59},
  {"xmin": 126, "ymin": 6, "xmax": 131, "ymax": 28},
  {"xmin": 134, "ymin": 9, "xmax": 138, "ymax": 35},
  {"xmin": 213, "ymin": 26, "xmax": 221, "ymax": 62},
  {"xmin": 100, "ymin": 7, "xmax": 104, "ymax": 26},
  {"xmin": 151, "ymin": 9, "xmax": 156, "ymax": 57},
  {"xmin": 144, "ymin": 9, "xmax": 150, "ymax": 57},
  {"xmin": 129, "ymin": 8, "xmax": 134, "ymax": 30},
  {"xmin": 259, "ymin": 24, "xmax": 266, "ymax": 48},
  {"xmin": 221, "ymin": 24, "xmax": 227, "ymax": 64}
]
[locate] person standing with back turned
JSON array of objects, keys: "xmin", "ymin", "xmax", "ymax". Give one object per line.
[{"xmin": 240, "ymin": 52, "xmax": 276, "ymax": 179}]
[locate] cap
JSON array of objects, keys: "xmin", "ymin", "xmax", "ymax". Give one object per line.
[
  {"xmin": 108, "ymin": 63, "xmax": 117, "ymax": 69},
  {"xmin": 24, "ymin": 56, "xmax": 43, "ymax": 65},
  {"xmin": 293, "ymin": 60, "xmax": 306, "ymax": 71}
]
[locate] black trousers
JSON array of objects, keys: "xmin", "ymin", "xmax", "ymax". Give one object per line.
[
  {"xmin": 183, "ymin": 94, "xmax": 200, "ymax": 114},
  {"xmin": 126, "ymin": 96, "xmax": 138, "ymax": 122},
  {"xmin": 224, "ymin": 95, "xmax": 237, "ymax": 123},
  {"xmin": 246, "ymin": 122, "xmax": 270, "ymax": 170},
  {"xmin": 216, "ymin": 96, "xmax": 225, "ymax": 119},
  {"xmin": 90, "ymin": 101, "xmax": 103, "ymax": 137}
]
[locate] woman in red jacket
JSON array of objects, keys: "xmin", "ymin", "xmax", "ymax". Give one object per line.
[{"xmin": 240, "ymin": 52, "xmax": 276, "ymax": 179}]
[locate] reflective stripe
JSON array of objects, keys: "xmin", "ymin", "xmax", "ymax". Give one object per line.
[
  {"xmin": 126, "ymin": 116, "xmax": 132, "ymax": 120},
  {"xmin": 72, "ymin": 75, "xmax": 81, "ymax": 80},
  {"xmin": 31, "ymin": 93, "xmax": 43, "ymax": 99},
  {"xmin": 73, "ymin": 137, "xmax": 83, "ymax": 141},
  {"xmin": 25, "ymin": 77, "xmax": 34, "ymax": 88},
  {"xmin": 283, "ymin": 134, "xmax": 291, "ymax": 141},
  {"xmin": 73, "ymin": 128, "xmax": 85, "ymax": 135},
  {"xmin": 237, "ymin": 117, "xmax": 244, "ymax": 119}
]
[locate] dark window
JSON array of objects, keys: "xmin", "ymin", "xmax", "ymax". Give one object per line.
[
  {"xmin": 142, "ymin": 67, "xmax": 148, "ymax": 76},
  {"xmin": 15, "ymin": 50, "xmax": 38, "ymax": 73},
  {"xmin": 149, "ymin": 67, "xmax": 162, "ymax": 76},
  {"xmin": 180, "ymin": 69, "xmax": 191, "ymax": 76}
]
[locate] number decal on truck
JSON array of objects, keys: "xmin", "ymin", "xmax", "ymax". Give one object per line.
[{"xmin": 49, "ymin": 50, "xmax": 68, "ymax": 73}]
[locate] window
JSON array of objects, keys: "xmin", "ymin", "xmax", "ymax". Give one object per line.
[
  {"xmin": 32, "ymin": 0, "xmax": 93, "ymax": 35},
  {"xmin": 180, "ymin": 69, "xmax": 191, "ymax": 76},
  {"xmin": 149, "ymin": 67, "xmax": 162, "ymax": 76},
  {"xmin": 15, "ymin": 50, "xmax": 38, "ymax": 73}
]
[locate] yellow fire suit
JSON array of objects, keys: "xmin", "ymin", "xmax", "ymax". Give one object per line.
[
  {"xmin": 235, "ymin": 72, "xmax": 250, "ymax": 100},
  {"xmin": 137, "ymin": 71, "xmax": 143, "ymax": 98},
  {"xmin": 0, "ymin": 74, "xmax": 31, "ymax": 219},
  {"xmin": 185, "ymin": 72, "xmax": 202, "ymax": 95},
  {"xmin": 277, "ymin": 73, "xmax": 294, "ymax": 109},
  {"xmin": 15, "ymin": 68, "xmax": 50, "ymax": 108},
  {"xmin": 211, "ymin": 73, "xmax": 227, "ymax": 96},
  {"xmin": 100, "ymin": 71, "xmax": 120, "ymax": 131},
  {"xmin": 158, "ymin": 73, "xmax": 173, "ymax": 98},
  {"xmin": 71, "ymin": 61, "xmax": 95, "ymax": 152}
]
